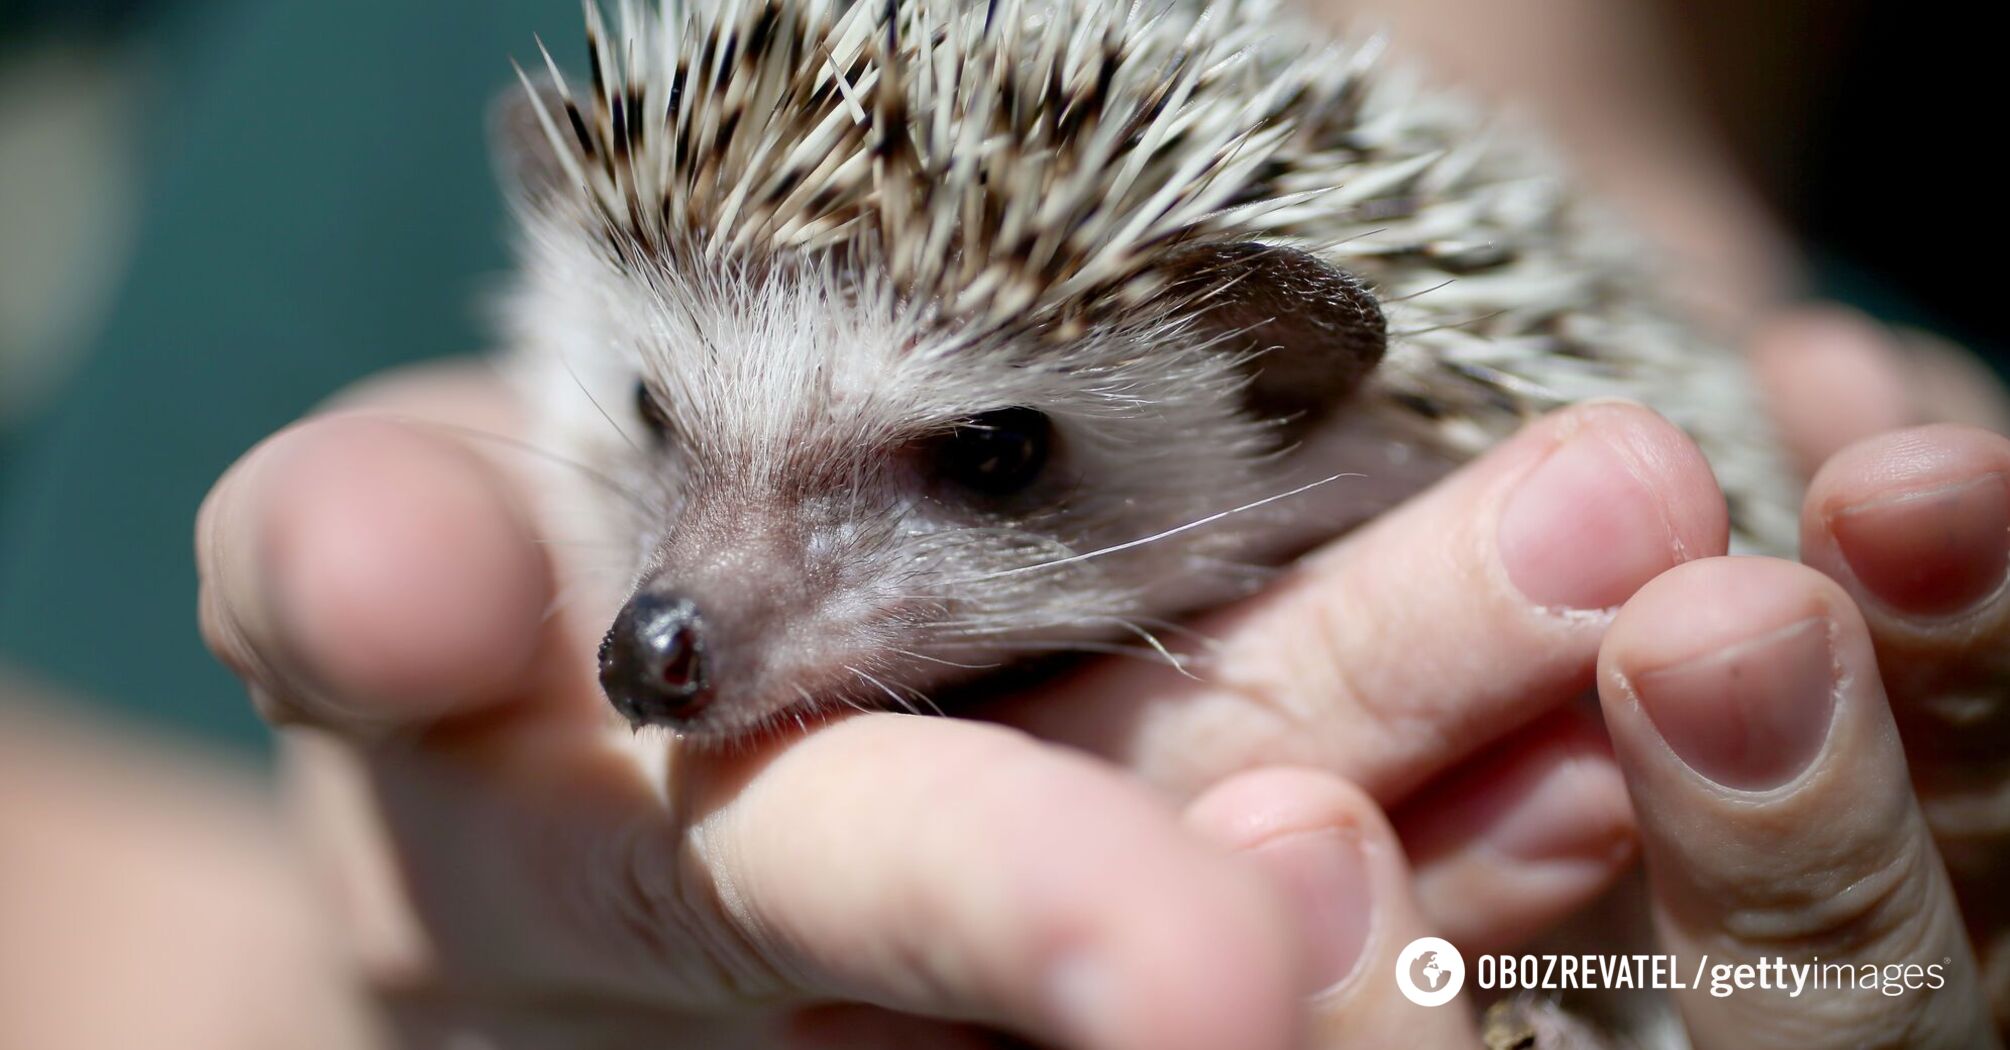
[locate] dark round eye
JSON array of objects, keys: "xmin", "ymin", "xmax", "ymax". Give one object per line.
[
  {"xmin": 634, "ymin": 380, "xmax": 672, "ymax": 441},
  {"xmin": 931, "ymin": 407, "xmax": 1053, "ymax": 497}
]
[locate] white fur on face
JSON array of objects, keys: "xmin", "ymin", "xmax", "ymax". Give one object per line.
[{"xmin": 506, "ymin": 222, "xmax": 1313, "ymax": 738}]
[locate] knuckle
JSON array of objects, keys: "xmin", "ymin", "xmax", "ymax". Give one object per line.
[
  {"xmin": 1716, "ymin": 815, "xmax": 1948, "ymax": 961},
  {"xmin": 1211, "ymin": 591, "xmax": 1394, "ymax": 777},
  {"xmin": 1232, "ymin": 567, "xmax": 1381, "ymax": 720},
  {"xmin": 1299, "ymin": 593, "xmax": 1419, "ymax": 747}
]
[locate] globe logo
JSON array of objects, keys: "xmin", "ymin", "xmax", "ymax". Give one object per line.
[{"xmin": 1394, "ymin": 936, "xmax": 1465, "ymax": 1007}]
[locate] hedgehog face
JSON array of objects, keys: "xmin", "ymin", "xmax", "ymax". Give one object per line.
[{"xmin": 505, "ymin": 233, "xmax": 1389, "ymax": 741}]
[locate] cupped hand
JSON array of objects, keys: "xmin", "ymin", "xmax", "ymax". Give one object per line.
[{"xmin": 994, "ymin": 305, "xmax": 2010, "ymax": 972}]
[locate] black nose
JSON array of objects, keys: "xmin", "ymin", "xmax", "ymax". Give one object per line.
[{"xmin": 599, "ymin": 591, "xmax": 711, "ymax": 727}]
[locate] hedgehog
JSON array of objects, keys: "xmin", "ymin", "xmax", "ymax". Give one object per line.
[
  {"xmin": 495, "ymin": 0, "xmax": 1794, "ymax": 742},
  {"xmin": 490, "ymin": 0, "xmax": 1796, "ymax": 1044}
]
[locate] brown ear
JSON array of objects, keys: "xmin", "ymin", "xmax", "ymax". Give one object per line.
[
  {"xmin": 1163, "ymin": 242, "xmax": 1387, "ymax": 441},
  {"xmin": 489, "ymin": 76, "xmax": 585, "ymax": 208}
]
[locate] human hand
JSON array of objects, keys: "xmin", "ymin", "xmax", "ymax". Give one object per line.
[
  {"xmin": 1098, "ymin": 510, "xmax": 2010, "ymax": 1050},
  {"xmin": 196, "ymin": 320, "xmax": 2009, "ymax": 1049},
  {"xmin": 1173, "ymin": 551, "xmax": 2008, "ymax": 1050}
]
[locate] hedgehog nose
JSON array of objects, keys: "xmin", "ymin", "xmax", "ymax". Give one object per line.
[{"xmin": 599, "ymin": 591, "xmax": 712, "ymax": 727}]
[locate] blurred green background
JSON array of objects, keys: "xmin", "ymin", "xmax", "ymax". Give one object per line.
[
  {"xmin": 1, "ymin": 0, "xmax": 2003, "ymax": 754},
  {"xmin": 0, "ymin": 0, "xmax": 584, "ymax": 748}
]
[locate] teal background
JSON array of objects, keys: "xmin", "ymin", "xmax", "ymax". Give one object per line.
[{"xmin": 0, "ymin": 0, "xmax": 574, "ymax": 750}]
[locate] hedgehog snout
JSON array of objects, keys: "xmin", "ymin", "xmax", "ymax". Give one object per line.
[{"xmin": 599, "ymin": 589, "xmax": 713, "ymax": 728}]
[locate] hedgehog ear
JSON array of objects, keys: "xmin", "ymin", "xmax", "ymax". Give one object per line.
[
  {"xmin": 490, "ymin": 77, "xmax": 581, "ymax": 208},
  {"xmin": 1162, "ymin": 242, "xmax": 1387, "ymax": 443}
]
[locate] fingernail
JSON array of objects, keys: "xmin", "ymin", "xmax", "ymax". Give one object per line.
[
  {"xmin": 1500, "ymin": 433, "xmax": 1681, "ymax": 611},
  {"xmin": 1247, "ymin": 829, "xmax": 1371, "ymax": 996},
  {"xmin": 1829, "ymin": 473, "xmax": 2009, "ymax": 618},
  {"xmin": 1629, "ymin": 617, "xmax": 1836, "ymax": 791}
]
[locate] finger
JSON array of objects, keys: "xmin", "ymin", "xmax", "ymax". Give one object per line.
[
  {"xmin": 1399, "ymin": 706, "xmax": 1636, "ymax": 954},
  {"xmin": 1183, "ymin": 767, "xmax": 1479, "ymax": 1048},
  {"xmin": 1801, "ymin": 426, "xmax": 2010, "ymax": 782},
  {"xmin": 1600, "ymin": 557, "xmax": 1997, "ymax": 1048},
  {"xmin": 1895, "ymin": 328, "xmax": 2010, "ymax": 435},
  {"xmin": 1750, "ymin": 306, "xmax": 1915, "ymax": 476},
  {"xmin": 358, "ymin": 714, "xmax": 1303, "ymax": 1050},
  {"xmin": 994, "ymin": 400, "xmax": 1728, "ymax": 803},
  {"xmin": 198, "ymin": 403, "xmax": 582, "ymax": 736},
  {"xmin": 1800, "ymin": 425, "xmax": 2010, "ymax": 1026},
  {"xmin": 195, "ymin": 366, "xmax": 631, "ymax": 987},
  {"xmin": 710, "ymin": 717, "xmax": 1301, "ymax": 1050}
]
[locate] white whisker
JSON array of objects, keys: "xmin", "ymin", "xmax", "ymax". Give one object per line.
[
  {"xmin": 1099, "ymin": 618, "xmax": 1199, "ymax": 678},
  {"xmin": 970, "ymin": 472, "xmax": 1360, "ymax": 582},
  {"xmin": 848, "ymin": 665, "xmax": 914, "ymax": 715},
  {"xmin": 888, "ymin": 647, "xmax": 1001, "ymax": 671},
  {"xmin": 563, "ymin": 354, "xmax": 645, "ymax": 456}
]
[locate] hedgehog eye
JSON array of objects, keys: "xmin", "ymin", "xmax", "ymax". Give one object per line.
[
  {"xmin": 930, "ymin": 407, "xmax": 1053, "ymax": 498},
  {"xmin": 634, "ymin": 380, "xmax": 672, "ymax": 442}
]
